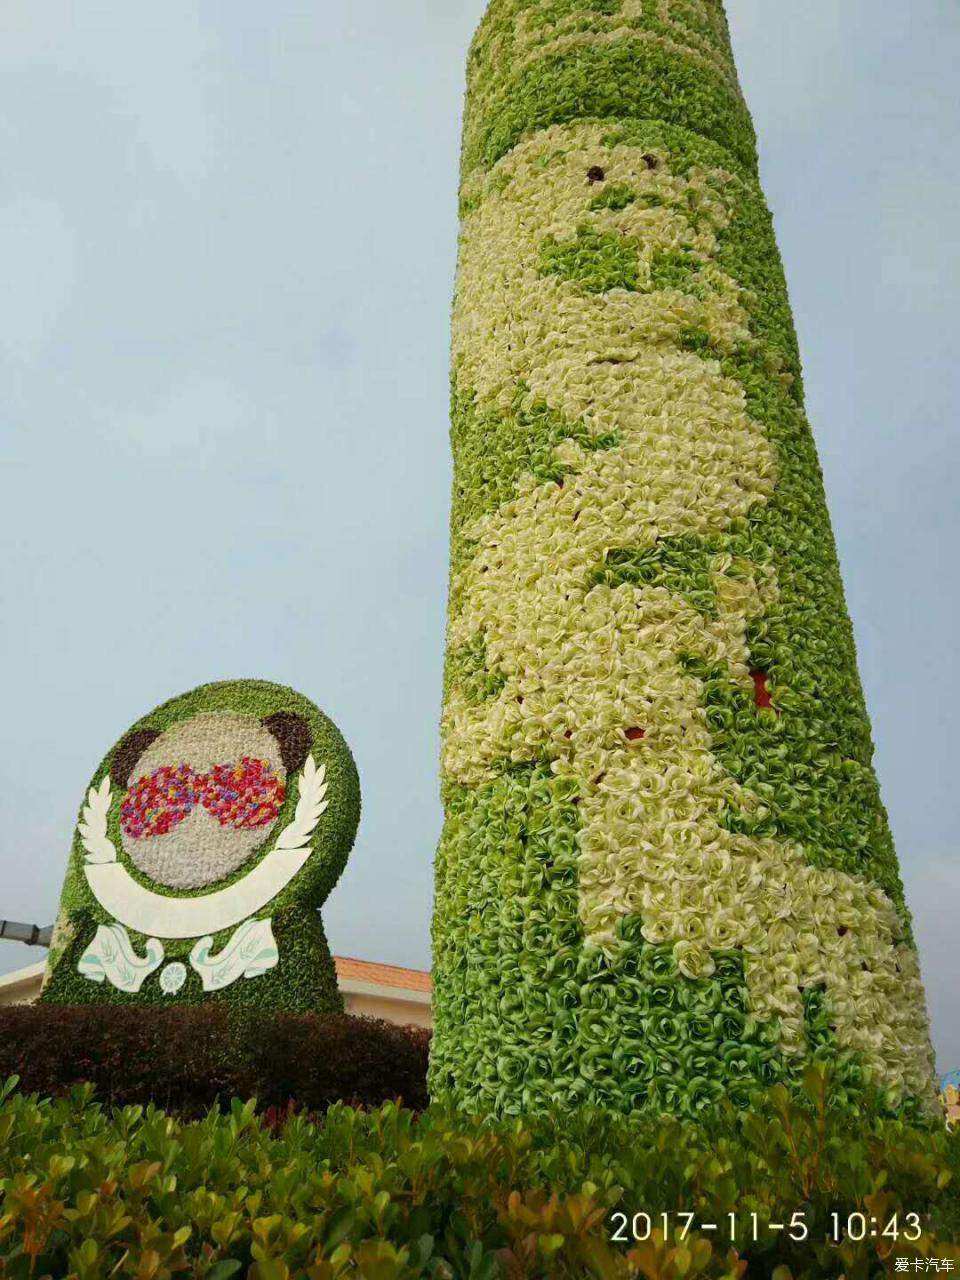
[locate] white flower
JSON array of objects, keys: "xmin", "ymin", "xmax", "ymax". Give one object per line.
[{"xmin": 159, "ymin": 962, "xmax": 187, "ymax": 995}]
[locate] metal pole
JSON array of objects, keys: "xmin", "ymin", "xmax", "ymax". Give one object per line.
[{"xmin": 0, "ymin": 920, "xmax": 52, "ymax": 947}]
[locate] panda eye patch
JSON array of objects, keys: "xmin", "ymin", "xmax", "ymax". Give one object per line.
[
  {"xmin": 121, "ymin": 764, "xmax": 199, "ymax": 839},
  {"xmin": 121, "ymin": 758, "xmax": 285, "ymax": 839},
  {"xmin": 198, "ymin": 758, "xmax": 286, "ymax": 830}
]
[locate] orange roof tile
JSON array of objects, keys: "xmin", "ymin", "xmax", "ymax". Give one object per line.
[{"xmin": 334, "ymin": 955, "xmax": 432, "ymax": 993}]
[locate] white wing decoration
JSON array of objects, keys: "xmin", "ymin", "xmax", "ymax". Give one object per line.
[
  {"xmin": 274, "ymin": 754, "xmax": 328, "ymax": 852},
  {"xmin": 78, "ymin": 775, "xmax": 116, "ymax": 864},
  {"xmin": 189, "ymin": 918, "xmax": 279, "ymax": 992},
  {"xmin": 78, "ymin": 923, "xmax": 163, "ymax": 992}
]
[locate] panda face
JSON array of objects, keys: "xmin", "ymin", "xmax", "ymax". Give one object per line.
[{"xmin": 117, "ymin": 712, "xmax": 288, "ymax": 891}]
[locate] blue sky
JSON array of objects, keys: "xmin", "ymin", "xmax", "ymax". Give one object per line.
[{"xmin": 1, "ymin": 1, "xmax": 957, "ymax": 1073}]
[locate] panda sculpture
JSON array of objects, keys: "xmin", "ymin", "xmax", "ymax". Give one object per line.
[{"xmin": 41, "ymin": 680, "xmax": 360, "ymax": 1011}]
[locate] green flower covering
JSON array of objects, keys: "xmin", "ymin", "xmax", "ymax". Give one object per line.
[
  {"xmin": 42, "ymin": 680, "xmax": 360, "ymax": 1012},
  {"xmin": 431, "ymin": 0, "xmax": 937, "ymax": 1119}
]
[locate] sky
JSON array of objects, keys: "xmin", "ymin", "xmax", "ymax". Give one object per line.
[{"xmin": 0, "ymin": 1, "xmax": 957, "ymax": 1073}]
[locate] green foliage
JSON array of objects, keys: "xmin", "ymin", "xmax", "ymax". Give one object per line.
[
  {"xmin": 461, "ymin": 2, "xmax": 758, "ymax": 180},
  {"xmin": 589, "ymin": 182, "xmax": 641, "ymax": 212},
  {"xmin": 678, "ymin": 647, "xmax": 908, "ymax": 912},
  {"xmin": 539, "ymin": 226, "xmax": 641, "ymax": 293},
  {"xmin": 430, "ymin": 766, "xmax": 904, "ymax": 1122},
  {"xmin": 539, "ymin": 232, "xmax": 706, "ymax": 297},
  {"xmin": 587, "ymin": 535, "xmax": 734, "ymax": 618},
  {"xmin": 647, "ymin": 248, "xmax": 703, "ymax": 292},
  {"xmin": 529, "ymin": 0, "xmax": 621, "ymax": 26},
  {"xmin": 445, "ymin": 633, "xmax": 509, "ymax": 707},
  {"xmin": 446, "ymin": 380, "xmax": 618, "ymax": 611},
  {"xmin": 0, "ymin": 1069, "xmax": 957, "ymax": 1278}
]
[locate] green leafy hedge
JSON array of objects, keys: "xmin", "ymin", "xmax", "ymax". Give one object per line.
[
  {"xmin": 0, "ymin": 1067, "xmax": 957, "ymax": 1278},
  {"xmin": 0, "ymin": 1007, "xmax": 428, "ymax": 1118}
]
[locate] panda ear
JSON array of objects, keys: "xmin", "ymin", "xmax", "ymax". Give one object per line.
[
  {"xmin": 262, "ymin": 712, "xmax": 313, "ymax": 775},
  {"xmin": 110, "ymin": 728, "xmax": 162, "ymax": 788}
]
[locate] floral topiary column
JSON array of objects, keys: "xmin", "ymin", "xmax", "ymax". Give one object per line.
[{"xmin": 430, "ymin": 0, "xmax": 937, "ymax": 1119}]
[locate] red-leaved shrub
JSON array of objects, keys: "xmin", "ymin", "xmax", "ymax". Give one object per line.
[{"xmin": 0, "ymin": 1005, "xmax": 429, "ymax": 1115}]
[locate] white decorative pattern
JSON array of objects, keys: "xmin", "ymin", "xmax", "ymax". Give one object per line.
[
  {"xmin": 78, "ymin": 923, "xmax": 164, "ymax": 992},
  {"xmin": 80, "ymin": 757, "xmax": 329, "ymax": 939},
  {"xmin": 189, "ymin": 918, "xmax": 279, "ymax": 992},
  {"xmin": 159, "ymin": 962, "xmax": 188, "ymax": 995},
  {"xmin": 274, "ymin": 755, "xmax": 328, "ymax": 849},
  {"xmin": 78, "ymin": 775, "xmax": 116, "ymax": 865}
]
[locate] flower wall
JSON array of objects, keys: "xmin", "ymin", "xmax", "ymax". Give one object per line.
[{"xmin": 431, "ymin": 0, "xmax": 938, "ymax": 1118}]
